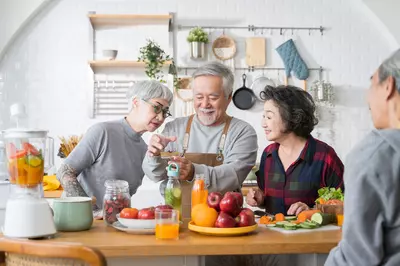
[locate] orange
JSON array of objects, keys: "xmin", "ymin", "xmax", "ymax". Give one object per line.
[{"xmin": 192, "ymin": 203, "xmax": 218, "ymax": 227}]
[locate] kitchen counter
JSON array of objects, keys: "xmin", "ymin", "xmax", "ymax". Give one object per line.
[{"xmin": 3, "ymin": 221, "xmax": 340, "ymax": 266}]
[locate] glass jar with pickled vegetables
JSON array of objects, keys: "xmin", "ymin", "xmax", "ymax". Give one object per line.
[{"xmin": 103, "ymin": 180, "xmax": 131, "ymax": 225}]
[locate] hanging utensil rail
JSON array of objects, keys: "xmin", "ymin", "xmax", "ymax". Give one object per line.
[
  {"xmin": 178, "ymin": 25, "xmax": 324, "ymax": 35},
  {"xmin": 177, "ymin": 66, "xmax": 324, "ymax": 72}
]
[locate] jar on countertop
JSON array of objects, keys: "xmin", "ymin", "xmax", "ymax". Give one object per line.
[{"xmin": 103, "ymin": 180, "xmax": 131, "ymax": 225}]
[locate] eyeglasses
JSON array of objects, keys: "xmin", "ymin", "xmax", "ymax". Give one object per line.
[{"xmin": 142, "ymin": 99, "xmax": 171, "ymax": 118}]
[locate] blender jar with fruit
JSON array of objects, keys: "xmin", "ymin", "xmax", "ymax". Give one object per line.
[{"xmin": 2, "ymin": 128, "xmax": 56, "ymax": 238}]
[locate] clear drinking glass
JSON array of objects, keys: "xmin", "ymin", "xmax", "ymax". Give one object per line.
[{"xmin": 155, "ymin": 209, "xmax": 179, "ymax": 240}]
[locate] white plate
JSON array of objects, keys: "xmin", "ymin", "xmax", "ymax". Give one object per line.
[
  {"xmin": 266, "ymin": 224, "xmax": 340, "ymax": 234},
  {"xmin": 116, "ymin": 214, "xmax": 156, "ymax": 229},
  {"xmin": 112, "ymin": 221, "xmax": 155, "ymax": 235}
]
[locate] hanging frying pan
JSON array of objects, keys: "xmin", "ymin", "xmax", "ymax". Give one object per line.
[{"xmin": 232, "ymin": 74, "xmax": 256, "ymax": 110}]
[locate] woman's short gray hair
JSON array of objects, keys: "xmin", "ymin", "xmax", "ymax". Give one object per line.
[
  {"xmin": 192, "ymin": 62, "xmax": 234, "ymax": 99},
  {"xmin": 378, "ymin": 48, "xmax": 400, "ymax": 92},
  {"xmin": 126, "ymin": 80, "xmax": 173, "ymax": 112}
]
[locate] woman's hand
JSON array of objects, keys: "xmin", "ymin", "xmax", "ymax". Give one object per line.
[
  {"xmin": 287, "ymin": 202, "xmax": 309, "ymax": 216},
  {"xmin": 246, "ymin": 188, "xmax": 264, "ymax": 207},
  {"xmin": 168, "ymin": 156, "xmax": 194, "ymax": 181}
]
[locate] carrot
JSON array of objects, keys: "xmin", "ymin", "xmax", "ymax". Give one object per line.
[
  {"xmin": 297, "ymin": 210, "xmax": 321, "ymax": 223},
  {"xmin": 259, "ymin": 216, "xmax": 270, "ymax": 224},
  {"xmin": 275, "ymin": 213, "xmax": 285, "ymax": 222}
]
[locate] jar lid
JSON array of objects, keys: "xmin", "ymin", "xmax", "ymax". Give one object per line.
[
  {"xmin": 104, "ymin": 179, "xmax": 129, "ymax": 189},
  {"xmin": 167, "ymin": 163, "xmax": 179, "ymax": 177}
]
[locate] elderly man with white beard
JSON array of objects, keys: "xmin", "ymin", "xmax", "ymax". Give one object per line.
[{"xmin": 142, "ymin": 61, "xmax": 258, "ymax": 224}]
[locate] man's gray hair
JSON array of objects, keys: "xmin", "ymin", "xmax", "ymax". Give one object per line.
[
  {"xmin": 126, "ymin": 80, "xmax": 173, "ymax": 112},
  {"xmin": 379, "ymin": 48, "xmax": 400, "ymax": 92},
  {"xmin": 192, "ymin": 62, "xmax": 235, "ymax": 99}
]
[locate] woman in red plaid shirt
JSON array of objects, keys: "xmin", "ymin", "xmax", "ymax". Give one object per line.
[{"xmin": 246, "ymin": 85, "xmax": 344, "ymax": 215}]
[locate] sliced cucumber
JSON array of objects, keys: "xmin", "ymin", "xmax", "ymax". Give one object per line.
[
  {"xmin": 283, "ymin": 223, "xmax": 298, "ymax": 230},
  {"xmin": 266, "ymin": 223, "xmax": 276, "ymax": 227},
  {"xmin": 275, "ymin": 221, "xmax": 289, "ymax": 228},
  {"xmin": 284, "ymin": 216, "xmax": 297, "ymax": 221},
  {"xmin": 299, "ymin": 223, "xmax": 314, "ymax": 229},
  {"xmin": 311, "ymin": 212, "xmax": 334, "ymax": 226},
  {"xmin": 302, "ymin": 221, "xmax": 318, "ymax": 229}
]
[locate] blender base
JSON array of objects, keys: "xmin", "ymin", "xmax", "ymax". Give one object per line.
[{"xmin": 3, "ymin": 197, "xmax": 56, "ymax": 238}]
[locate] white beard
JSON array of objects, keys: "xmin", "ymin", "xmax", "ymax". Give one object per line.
[{"xmin": 197, "ymin": 108, "xmax": 217, "ymax": 126}]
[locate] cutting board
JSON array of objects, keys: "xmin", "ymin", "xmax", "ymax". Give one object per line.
[
  {"xmin": 246, "ymin": 37, "xmax": 266, "ymax": 67},
  {"xmin": 265, "ymin": 224, "xmax": 340, "ymax": 234}
]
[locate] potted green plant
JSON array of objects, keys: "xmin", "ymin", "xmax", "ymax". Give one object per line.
[
  {"xmin": 138, "ymin": 39, "xmax": 171, "ymax": 83},
  {"xmin": 187, "ymin": 27, "xmax": 209, "ymax": 59}
]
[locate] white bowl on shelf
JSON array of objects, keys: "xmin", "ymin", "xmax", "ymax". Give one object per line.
[
  {"xmin": 116, "ymin": 214, "xmax": 156, "ymax": 229},
  {"xmin": 102, "ymin": 49, "xmax": 118, "ymax": 60}
]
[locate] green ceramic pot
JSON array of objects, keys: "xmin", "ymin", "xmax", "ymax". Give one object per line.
[{"xmin": 52, "ymin": 197, "xmax": 93, "ymax": 232}]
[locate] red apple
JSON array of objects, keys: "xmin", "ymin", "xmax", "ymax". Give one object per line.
[
  {"xmin": 219, "ymin": 193, "xmax": 241, "ymax": 217},
  {"xmin": 226, "ymin": 191, "xmax": 244, "ymax": 208},
  {"xmin": 207, "ymin": 192, "xmax": 223, "ymax": 211},
  {"xmin": 236, "ymin": 208, "xmax": 256, "ymax": 227},
  {"xmin": 138, "ymin": 207, "xmax": 155, "ymax": 219},
  {"xmin": 215, "ymin": 212, "xmax": 237, "ymax": 228},
  {"xmin": 155, "ymin": 204, "xmax": 173, "ymax": 212}
]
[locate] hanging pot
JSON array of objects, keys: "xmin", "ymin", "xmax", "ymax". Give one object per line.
[
  {"xmin": 232, "ymin": 74, "xmax": 256, "ymax": 110},
  {"xmin": 190, "ymin": 42, "xmax": 205, "ymax": 59},
  {"xmin": 250, "ymin": 76, "xmax": 276, "ymax": 101}
]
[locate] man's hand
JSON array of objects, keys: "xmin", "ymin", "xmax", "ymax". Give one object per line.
[
  {"xmin": 147, "ymin": 134, "xmax": 177, "ymax": 157},
  {"xmin": 287, "ymin": 202, "xmax": 309, "ymax": 216},
  {"xmin": 168, "ymin": 156, "xmax": 194, "ymax": 181},
  {"xmin": 246, "ymin": 187, "xmax": 264, "ymax": 207}
]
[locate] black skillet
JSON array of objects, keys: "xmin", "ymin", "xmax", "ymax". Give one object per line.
[{"xmin": 232, "ymin": 74, "xmax": 256, "ymax": 110}]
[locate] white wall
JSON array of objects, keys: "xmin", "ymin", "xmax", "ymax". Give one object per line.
[
  {"xmin": 0, "ymin": 0, "xmax": 47, "ymax": 56},
  {"xmin": 0, "ymin": 0, "xmax": 396, "ymax": 195}
]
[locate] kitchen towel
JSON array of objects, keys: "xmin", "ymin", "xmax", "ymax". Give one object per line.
[{"xmin": 276, "ymin": 39, "xmax": 309, "ymax": 80}]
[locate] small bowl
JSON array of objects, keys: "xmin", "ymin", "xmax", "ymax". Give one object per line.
[
  {"xmin": 102, "ymin": 49, "xmax": 118, "ymax": 60},
  {"xmin": 116, "ymin": 214, "xmax": 156, "ymax": 229}
]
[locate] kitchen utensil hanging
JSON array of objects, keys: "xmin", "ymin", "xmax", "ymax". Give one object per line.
[
  {"xmin": 275, "ymin": 39, "xmax": 309, "ymax": 90},
  {"xmin": 251, "ymin": 75, "xmax": 276, "ymax": 101},
  {"xmin": 232, "ymin": 74, "xmax": 256, "ymax": 110},
  {"xmin": 174, "ymin": 76, "xmax": 194, "ymax": 117},
  {"xmin": 212, "ymin": 32, "xmax": 236, "ymax": 72},
  {"xmin": 245, "ymin": 37, "xmax": 266, "ymax": 67}
]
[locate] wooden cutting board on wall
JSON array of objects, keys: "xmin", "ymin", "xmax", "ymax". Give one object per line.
[{"xmin": 246, "ymin": 37, "xmax": 266, "ymax": 67}]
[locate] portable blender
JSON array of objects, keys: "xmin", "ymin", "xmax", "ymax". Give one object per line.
[{"xmin": 1, "ymin": 128, "xmax": 56, "ymax": 238}]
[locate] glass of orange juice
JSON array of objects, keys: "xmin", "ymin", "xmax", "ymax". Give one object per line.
[
  {"xmin": 155, "ymin": 209, "xmax": 179, "ymax": 240},
  {"xmin": 336, "ymin": 214, "xmax": 344, "ymax": 226}
]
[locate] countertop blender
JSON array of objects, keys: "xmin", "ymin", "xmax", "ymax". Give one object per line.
[{"xmin": 2, "ymin": 128, "xmax": 56, "ymax": 238}]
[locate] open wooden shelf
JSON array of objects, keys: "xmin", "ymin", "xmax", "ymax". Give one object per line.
[
  {"xmin": 88, "ymin": 60, "xmax": 172, "ymax": 71},
  {"xmin": 88, "ymin": 14, "xmax": 172, "ymax": 28}
]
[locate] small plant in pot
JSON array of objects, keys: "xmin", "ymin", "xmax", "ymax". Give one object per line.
[
  {"xmin": 138, "ymin": 39, "xmax": 171, "ymax": 83},
  {"xmin": 187, "ymin": 27, "xmax": 209, "ymax": 59}
]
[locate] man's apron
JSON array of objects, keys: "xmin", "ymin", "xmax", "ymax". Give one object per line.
[{"xmin": 180, "ymin": 114, "xmax": 233, "ymax": 227}]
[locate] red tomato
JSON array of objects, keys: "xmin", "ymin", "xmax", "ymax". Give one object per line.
[
  {"xmin": 22, "ymin": 143, "xmax": 40, "ymax": 156},
  {"xmin": 120, "ymin": 208, "xmax": 139, "ymax": 219},
  {"xmin": 138, "ymin": 207, "xmax": 155, "ymax": 220}
]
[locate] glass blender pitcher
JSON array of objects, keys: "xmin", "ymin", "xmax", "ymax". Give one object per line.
[{"xmin": 1, "ymin": 128, "xmax": 56, "ymax": 238}]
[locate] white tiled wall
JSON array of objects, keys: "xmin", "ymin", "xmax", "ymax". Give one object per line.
[{"xmin": 0, "ymin": 0, "xmax": 396, "ymax": 191}]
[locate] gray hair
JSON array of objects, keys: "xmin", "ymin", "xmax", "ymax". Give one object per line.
[
  {"xmin": 378, "ymin": 48, "xmax": 400, "ymax": 92},
  {"xmin": 126, "ymin": 80, "xmax": 173, "ymax": 112},
  {"xmin": 192, "ymin": 62, "xmax": 234, "ymax": 99}
]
